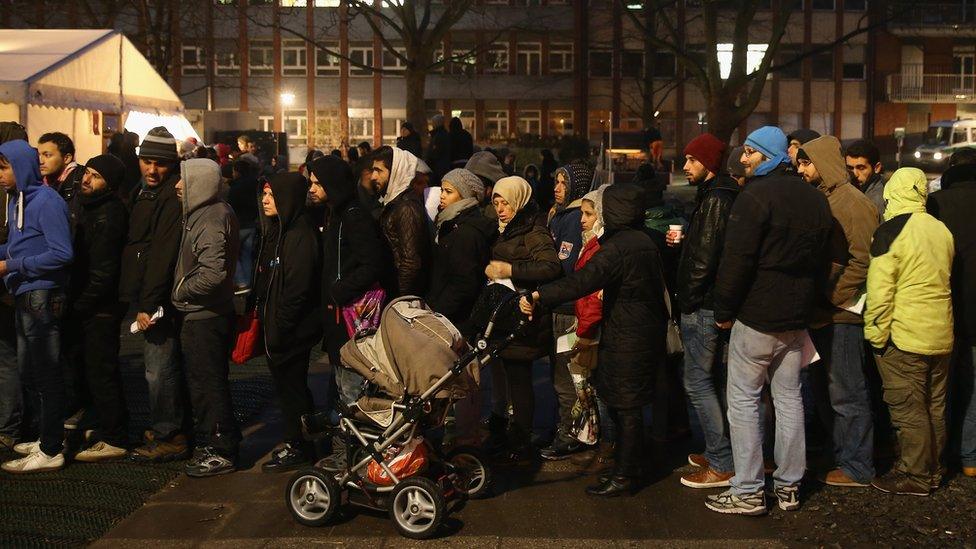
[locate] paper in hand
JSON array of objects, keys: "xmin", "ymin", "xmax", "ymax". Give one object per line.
[{"xmin": 130, "ymin": 306, "xmax": 165, "ymax": 334}]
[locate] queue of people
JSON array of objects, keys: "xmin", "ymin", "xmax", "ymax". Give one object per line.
[{"xmin": 0, "ymin": 119, "xmax": 973, "ymax": 524}]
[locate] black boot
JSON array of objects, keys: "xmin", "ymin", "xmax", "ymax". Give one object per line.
[
  {"xmin": 483, "ymin": 413, "xmax": 509, "ymax": 455},
  {"xmin": 586, "ymin": 475, "xmax": 636, "ymax": 497},
  {"xmin": 262, "ymin": 441, "xmax": 313, "ymax": 473}
]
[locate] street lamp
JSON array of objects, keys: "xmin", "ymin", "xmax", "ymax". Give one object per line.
[{"xmin": 278, "ymin": 92, "xmax": 296, "ymax": 157}]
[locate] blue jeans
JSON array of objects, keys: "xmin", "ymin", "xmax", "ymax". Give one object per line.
[
  {"xmin": 681, "ymin": 309, "xmax": 733, "ymax": 473},
  {"xmin": 15, "ymin": 289, "xmax": 66, "ymax": 456},
  {"xmin": 235, "ymin": 228, "xmax": 256, "ymax": 287},
  {"xmin": 809, "ymin": 324, "xmax": 875, "ymax": 483},
  {"xmin": 143, "ymin": 316, "xmax": 186, "ymax": 439},
  {"xmin": 727, "ymin": 321, "xmax": 806, "ymax": 495}
]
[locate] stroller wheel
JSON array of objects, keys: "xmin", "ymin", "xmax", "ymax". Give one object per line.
[
  {"xmin": 389, "ymin": 477, "xmax": 445, "ymax": 539},
  {"xmin": 447, "ymin": 446, "xmax": 492, "ymax": 499},
  {"xmin": 286, "ymin": 468, "xmax": 341, "ymax": 527}
]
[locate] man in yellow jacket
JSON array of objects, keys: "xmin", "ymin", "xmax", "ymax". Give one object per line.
[{"xmin": 864, "ymin": 167, "xmax": 954, "ymax": 496}]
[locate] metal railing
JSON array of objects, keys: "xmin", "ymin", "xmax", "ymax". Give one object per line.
[
  {"xmin": 886, "ymin": 73, "xmax": 976, "ymax": 103},
  {"xmin": 887, "ymin": 2, "xmax": 976, "ymax": 26}
]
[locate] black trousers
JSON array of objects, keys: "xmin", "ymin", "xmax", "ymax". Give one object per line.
[
  {"xmin": 609, "ymin": 406, "xmax": 644, "ymax": 478},
  {"xmin": 62, "ymin": 312, "xmax": 128, "ymax": 446},
  {"xmin": 502, "ymin": 359, "xmax": 535, "ymax": 445},
  {"xmin": 180, "ymin": 314, "xmax": 240, "ymax": 457},
  {"xmin": 268, "ymin": 349, "xmax": 314, "ymax": 444}
]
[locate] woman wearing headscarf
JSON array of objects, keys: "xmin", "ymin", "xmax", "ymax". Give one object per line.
[
  {"xmin": 484, "ymin": 176, "xmax": 562, "ymax": 462},
  {"xmin": 521, "ymin": 183, "xmax": 667, "ymax": 497},
  {"xmin": 428, "ymin": 168, "xmax": 496, "ymax": 330},
  {"xmin": 253, "ymin": 173, "xmax": 323, "ymax": 473}
]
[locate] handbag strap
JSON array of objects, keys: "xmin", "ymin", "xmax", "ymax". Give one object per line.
[
  {"xmin": 336, "ymin": 220, "xmax": 342, "ymax": 281},
  {"xmin": 660, "ymin": 266, "xmax": 674, "ymax": 319}
]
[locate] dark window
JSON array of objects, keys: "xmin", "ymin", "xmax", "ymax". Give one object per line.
[
  {"xmin": 842, "ymin": 62, "xmax": 865, "ymax": 80},
  {"xmin": 621, "ymin": 51, "xmax": 643, "ymax": 78},
  {"xmin": 811, "ymin": 51, "xmax": 834, "ymax": 79},
  {"xmin": 776, "ymin": 45, "xmax": 802, "ymax": 79},
  {"xmin": 589, "ymin": 50, "xmax": 612, "ymax": 77},
  {"xmin": 783, "ymin": 0, "xmax": 803, "ymax": 9},
  {"xmin": 811, "ymin": 0, "xmax": 834, "ymax": 9},
  {"xmin": 653, "ymin": 52, "xmax": 676, "ymax": 78},
  {"xmin": 844, "ymin": 0, "xmax": 866, "ymax": 10}
]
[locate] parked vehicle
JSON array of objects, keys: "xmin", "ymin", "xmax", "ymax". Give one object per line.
[{"xmin": 910, "ymin": 119, "xmax": 976, "ymax": 169}]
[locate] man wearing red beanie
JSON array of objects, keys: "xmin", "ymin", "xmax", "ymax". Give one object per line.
[{"xmin": 675, "ymin": 132, "xmax": 741, "ymax": 489}]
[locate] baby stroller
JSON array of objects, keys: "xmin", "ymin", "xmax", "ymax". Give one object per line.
[{"xmin": 284, "ymin": 292, "xmax": 527, "ymax": 539}]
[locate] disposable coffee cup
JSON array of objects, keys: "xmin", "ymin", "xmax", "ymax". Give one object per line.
[{"xmin": 667, "ymin": 224, "xmax": 683, "ymax": 241}]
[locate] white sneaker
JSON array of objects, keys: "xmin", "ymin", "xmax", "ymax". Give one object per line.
[
  {"xmin": 2, "ymin": 450, "xmax": 65, "ymax": 474},
  {"xmin": 75, "ymin": 441, "xmax": 127, "ymax": 463},
  {"xmin": 13, "ymin": 440, "xmax": 40, "ymax": 456}
]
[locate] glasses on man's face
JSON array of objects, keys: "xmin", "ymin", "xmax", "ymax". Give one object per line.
[{"xmin": 743, "ymin": 147, "xmax": 760, "ymax": 157}]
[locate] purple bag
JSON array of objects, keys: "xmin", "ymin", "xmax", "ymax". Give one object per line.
[{"xmin": 342, "ymin": 285, "xmax": 386, "ymax": 338}]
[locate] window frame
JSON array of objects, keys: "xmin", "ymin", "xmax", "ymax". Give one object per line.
[
  {"xmin": 349, "ymin": 46, "xmax": 374, "ymax": 77},
  {"xmin": 485, "ymin": 42, "xmax": 510, "ymax": 74},
  {"xmin": 589, "ymin": 49, "xmax": 613, "ymax": 78},
  {"xmin": 281, "ymin": 39, "xmax": 308, "ymax": 76},
  {"xmin": 181, "ymin": 45, "xmax": 206, "ymax": 76},
  {"xmin": 249, "ymin": 39, "xmax": 274, "ymax": 76},
  {"xmin": 549, "ymin": 42, "xmax": 574, "ymax": 74},
  {"xmin": 516, "ymin": 42, "xmax": 542, "ymax": 76}
]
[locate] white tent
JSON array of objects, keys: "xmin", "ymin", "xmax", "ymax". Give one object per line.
[{"xmin": 0, "ymin": 29, "xmax": 197, "ymax": 161}]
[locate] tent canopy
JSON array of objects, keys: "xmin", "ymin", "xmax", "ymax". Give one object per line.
[{"xmin": 0, "ymin": 29, "xmax": 183, "ymax": 115}]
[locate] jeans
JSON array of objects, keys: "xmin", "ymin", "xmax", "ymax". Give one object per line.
[
  {"xmin": 681, "ymin": 309, "xmax": 733, "ymax": 473},
  {"xmin": 959, "ymin": 346, "xmax": 976, "ymax": 468},
  {"xmin": 16, "ymin": 289, "xmax": 66, "ymax": 456},
  {"xmin": 809, "ymin": 323, "xmax": 875, "ymax": 483},
  {"xmin": 268, "ymin": 350, "xmax": 314, "ymax": 444},
  {"xmin": 550, "ymin": 313, "xmax": 577, "ymax": 437},
  {"xmin": 181, "ymin": 315, "xmax": 240, "ymax": 457},
  {"xmin": 874, "ymin": 345, "xmax": 949, "ymax": 488},
  {"xmin": 0, "ymin": 296, "xmax": 20, "ymax": 438},
  {"xmin": 334, "ymin": 362, "xmax": 365, "ymax": 407},
  {"xmin": 143, "ymin": 315, "xmax": 186, "ymax": 440},
  {"xmin": 727, "ymin": 321, "xmax": 806, "ymax": 495},
  {"xmin": 62, "ymin": 312, "xmax": 128, "ymax": 446},
  {"xmin": 235, "ymin": 228, "xmax": 256, "ymax": 287}
]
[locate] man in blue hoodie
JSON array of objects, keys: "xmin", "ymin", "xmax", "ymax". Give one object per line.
[{"xmin": 0, "ymin": 139, "xmax": 73, "ymax": 474}]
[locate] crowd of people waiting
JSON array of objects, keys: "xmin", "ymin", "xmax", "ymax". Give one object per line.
[{"xmin": 0, "ymin": 116, "xmax": 974, "ymax": 520}]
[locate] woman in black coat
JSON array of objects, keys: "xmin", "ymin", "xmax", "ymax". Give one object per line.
[
  {"xmin": 309, "ymin": 156, "xmax": 391, "ymax": 404},
  {"xmin": 522, "ymin": 183, "xmax": 667, "ymax": 496},
  {"xmin": 254, "ymin": 173, "xmax": 323, "ymax": 472}
]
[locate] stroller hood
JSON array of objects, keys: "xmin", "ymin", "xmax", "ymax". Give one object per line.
[{"xmin": 340, "ymin": 296, "xmax": 478, "ymax": 403}]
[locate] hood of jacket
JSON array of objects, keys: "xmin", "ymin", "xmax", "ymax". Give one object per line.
[
  {"xmin": 180, "ymin": 158, "xmax": 222, "ymax": 216},
  {"xmin": 465, "ymin": 151, "xmax": 509, "ymax": 185},
  {"xmin": 799, "ymin": 136, "xmax": 848, "ymax": 192},
  {"xmin": 269, "ymin": 172, "xmax": 311, "ymax": 230},
  {"xmin": 310, "ymin": 155, "xmax": 356, "ymax": 209},
  {"xmin": 603, "ymin": 183, "xmax": 646, "ymax": 233},
  {"xmin": 554, "ymin": 161, "xmax": 594, "ymax": 204},
  {"xmin": 381, "ymin": 147, "xmax": 418, "ymax": 205},
  {"xmin": 940, "ymin": 162, "xmax": 976, "ymax": 190},
  {"xmin": 0, "ymin": 140, "xmax": 42, "ymax": 196},
  {"xmin": 883, "ymin": 167, "xmax": 928, "ymax": 221}
]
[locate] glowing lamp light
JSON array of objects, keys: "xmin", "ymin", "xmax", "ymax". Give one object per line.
[{"xmin": 280, "ymin": 92, "xmax": 296, "ymax": 106}]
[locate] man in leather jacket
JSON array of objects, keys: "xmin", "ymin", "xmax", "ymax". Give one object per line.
[
  {"xmin": 369, "ymin": 146, "xmax": 432, "ymax": 297},
  {"xmin": 674, "ymin": 133, "xmax": 740, "ymax": 490}
]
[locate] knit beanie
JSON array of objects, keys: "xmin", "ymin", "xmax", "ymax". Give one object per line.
[
  {"xmin": 86, "ymin": 154, "xmax": 126, "ymax": 191},
  {"xmin": 683, "ymin": 133, "xmax": 726, "ymax": 176},
  {"xmin": 787, "ymin": 128, "xmax": 821, "ymax": 146},
  {"xmin": 139, "ymin": 126, "xmax": 179, "ymax": 162},
  {"xmin": 442, "ymin": 168, "xmax": 485, "ymax": 201}
]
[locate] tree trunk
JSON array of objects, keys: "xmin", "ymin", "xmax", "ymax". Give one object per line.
[
  {"xmin": 706, "ymin": 96, "xmax": 744, "ymax": 145},
  {"xmin": 404, "ymin": 66, "xmax": 429, "ymax": 151},
  {"xmin": 641, "ymin": 2, "xmax": 657, "ymax": 127}
]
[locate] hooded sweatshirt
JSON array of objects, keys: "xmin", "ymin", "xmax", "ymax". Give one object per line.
[
  {"xmin": 0, "ymin": 140, "xmax": 73, "ymax": 296},
  {"xmin": 172, "ymin": 159, "xmax": 239, "ymax": 320},
  {"xmin": 864, "ymin": 168, "xmax": 954, "ymax": 355},
  {"xmin": 800, "ymin": 136, "xmax": 879, "ymax": 326}
]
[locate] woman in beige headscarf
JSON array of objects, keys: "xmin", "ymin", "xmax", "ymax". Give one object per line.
[{"xmin": 482, "ymin": 176, "xmax": 561, "ymax": 463}]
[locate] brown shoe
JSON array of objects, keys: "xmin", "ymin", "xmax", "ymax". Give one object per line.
[
  {"xmin": 871, "ymin": 470, "xmax": 929, "ymax": 497},
  {"xmin": 680, "ymin": 466, "xmax": 733, "ymax": 488},
  {"xmin": 687, "ymin": 453, "xmax": 708, "ymax": 468},
  {"xmin": 820, "ymin": 468, "xmax": 870, "ymax": 487},
  {"xmin": 130, "ymin": 433, "xmax": 191, "ymax": 463},
  {"xmin": 963, "ymin": 466, "xmax": 976, "ymax": 478}
]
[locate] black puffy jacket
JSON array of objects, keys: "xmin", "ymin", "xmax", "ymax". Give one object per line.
[
  {"xmin": 676, "ymin": 176, "xmax": 738, "ymax": 314},
  {"xmin": 927, "ymin": 163, "xmax": 976, "ymax": 341},
  {"xmin": 428, "ymin": 204, "xmax": 497, "ymax": 328},
  {"xmin": 379, "ymin": 191, "xmax": 432, "ymax": 298},
  {"xmin": 313, "ymin": 156, "xmax": 391, "ymax": 357},
  {"xmin": 69, "ymin": 191, "xmax": 128, "ymax": 318},
  {"xmin": 120, "ymin": 174, "xmax": 182, "ymax": 315},
  {"xmin": 538, "ymin": 184, "xmax": 666, "ymax": 409},
  {"xmin": 258, "ymin": 173, "xmax": 323, "ymax": 364}
]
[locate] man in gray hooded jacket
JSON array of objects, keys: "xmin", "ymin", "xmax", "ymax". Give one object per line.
[{"xmin": 172, "ymin": 158, "xmax": 241, "ymax": 477}]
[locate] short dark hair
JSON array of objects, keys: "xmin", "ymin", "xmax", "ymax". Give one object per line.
[
  {"xmin": 950, "ymin": 147, "xmax": 976, "ymax": 168},
  {"xmin": 844, "ymin": 139, "xmax": 880, "ymax": 167},
  {"xmin": 37, "ymin": 132, "xmax": 75, "ymax": 158},
  {"xmin": 232, "ymin": 159, "xmax": 255, "ymax": 178},
  {"xmin": 358, "ymin": 141, "xmax": 372, "ymax": 153},
  {"xmin": 374, "ymin": 145, "xmax": 393, "ymax": 171}
]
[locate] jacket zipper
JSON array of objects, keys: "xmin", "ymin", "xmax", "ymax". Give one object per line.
[{"xmin": 262, "ymin": 214, "xmax": 283, "ymax": 357}]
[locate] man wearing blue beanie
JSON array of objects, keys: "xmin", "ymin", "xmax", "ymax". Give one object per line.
[{"xmin": 706, "ymin": 126, "xmax": 833, "ymax": 515}]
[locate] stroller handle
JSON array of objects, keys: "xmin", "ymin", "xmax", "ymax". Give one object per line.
[{"xmin": 482, "ymin": 289, "xmax": 530, "ymax": 341}]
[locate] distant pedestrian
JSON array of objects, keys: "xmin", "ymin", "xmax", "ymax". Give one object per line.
[
  {"xmin": 426, "ymin": 115, "xmax": 452, "ymax": 186},
  {"xmin": 449, "ymin": 118, "xmax": 474, "ymax": 164},
  {"xmin": 396, "ymin": 122, "xmax": 423, "ymax": 158},
  {"xmin": 227, "ymin": 160, "xmax": 259, "ymax": 290}
]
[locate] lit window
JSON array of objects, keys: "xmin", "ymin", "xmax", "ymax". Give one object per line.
[
  {"xmin": 350, "ymin": 117, "xmax": 374, "ymax": 140},
  {"xmin": 284, "ymin": 110, "xmax": 308, "ymax": 139},
  {"xmin": 550, "ymin": 110, "xmax": 573, "ymax": 135},
  {"xmin": 485, "ymin": 43, "xmax": 509, "ymax": 73},
  {"xmin": 485, "ymin": 110, "xmax": 509, "ymax": 139},
  {"xmin": 716, "ymin": 43, "xmax": 767, "ymax": 79},
  {"xmin": 549, "ymin": 43, "xmax": 574, "ymax": 73},
  {"xmin": 450, "ymin": 45, "xmax": 477, "ymax": 75}
]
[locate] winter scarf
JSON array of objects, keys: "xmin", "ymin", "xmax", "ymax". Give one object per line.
[{"xmin": 380, "ymin": 146, "xmax": 419, "ymax": 205}]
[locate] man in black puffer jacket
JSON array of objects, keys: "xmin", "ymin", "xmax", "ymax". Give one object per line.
[
  {"xmin": 524, "ymin": 183, "xmax": 667, "ymax": 498},
  {"xmin": 675, "ymin": 133, "xmax": 739, "ymax": 489}
]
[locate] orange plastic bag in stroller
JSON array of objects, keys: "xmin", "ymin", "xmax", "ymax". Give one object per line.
[{"xmin": 367, "ymin": 436, "xmax": 430, "ymax": 486}]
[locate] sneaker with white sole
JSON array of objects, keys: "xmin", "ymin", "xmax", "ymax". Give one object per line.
[
  {"xmin": 705, "ymin": 489, "xmax": 767, "ymax": 515},
  {"xmin": 2, "ymin": 450, "xmax": 64, "ymax": 474},
  {"xmin": 774, "ymin": 484, "xmax": 800, "ymax": 511},
  {"xmin": 13, "ymin": 440, "xmax": 40, "ymax": 456},
  {"xmin": 74, "ymin": 441, "xmax": 127, "ymax": 463}
]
